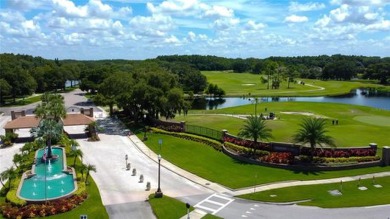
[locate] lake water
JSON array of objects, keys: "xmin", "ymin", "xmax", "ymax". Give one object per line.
[{"xmin": 192, "ymin": 89, "xmax": 390, "ymax": 111}]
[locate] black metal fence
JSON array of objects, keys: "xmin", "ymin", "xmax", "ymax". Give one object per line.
[{"xmin": 185, "ymin": 124, "xmax": 222, "ymax": 141}]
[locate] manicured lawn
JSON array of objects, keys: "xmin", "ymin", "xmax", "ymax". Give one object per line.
[
  {"xmin": 175, "ymin": 102, "xmax": 390, "ymax": 149},
  {"xmin": 202, "ymin": 71, "xmax": 383, "ymax": 97},
  {"xmin": 142, "ymin": 132, "xmax": 390, "ymax": 189},
  {"xmin": 238, "ymin": 176, "xmax": 390, "ymax": 208},
  {"xmin": 148, "ymin": 194, "xmax": 194, "ymax": 219}
]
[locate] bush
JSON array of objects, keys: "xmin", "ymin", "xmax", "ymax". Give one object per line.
[
  {"xmin": 224, "ymin": 142, "xmax": 270, "ymax": 157},
  {"xmin": 223, "ymin": 136, "xmax": 271, "ymax": 151},
  {"xmin": 0, "ymin": 133, "xmax": 19, "ymax": 147},
  {"xmin": 0, "ymin": 193, "xmax": 88, "ymax": 218},
  {"xmin": 151, "ymin": 128, "xmax": 223, "ymax": 151}
]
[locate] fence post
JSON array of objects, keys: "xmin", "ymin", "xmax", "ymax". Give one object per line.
[
  {"xmin": 382, "ymin": 146, "xmax": 390, "ymax": 166},
  {"xmin": 221, "ymin": 129, "xmax": 228, "ymax": 142}
]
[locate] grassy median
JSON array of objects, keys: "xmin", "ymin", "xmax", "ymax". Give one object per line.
[{"xmin": 238, "ymin": 176, "xmax": 390, "ymax": 208}]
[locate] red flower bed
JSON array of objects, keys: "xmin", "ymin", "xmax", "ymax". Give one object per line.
[
  {"xmin": 261, "ymin": 152, "xmax": 294, "ymax": 164},
  {"xmin": 0, "ymin": 193, "xmax": 88, "ymax": 219},
  {"xmin": 301, "ymin": 148, "xmax": 376, "ymax": 158}
]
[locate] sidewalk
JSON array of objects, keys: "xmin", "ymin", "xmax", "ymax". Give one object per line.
[{"xmin": 129, "ymin": 135, "xmax": 390, "ymax": 197}]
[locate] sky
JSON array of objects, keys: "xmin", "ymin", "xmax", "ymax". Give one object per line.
[{"xmin": 0, "ymin": 0, "xmax": 389, "ymax": 60}]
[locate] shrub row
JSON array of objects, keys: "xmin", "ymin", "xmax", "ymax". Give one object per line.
[
  {"xmin": 0, "ymin": 193, "xmax": 88, "ymax": 219},
  {"xmin": 151, "ymin": 128, "xmax": 222, "ymax": 151},
  {"xmin": 298, "ymin": 155, "xmax": 381, "ymax": 164},
  {"xmin": 223, "ymin": 136, "xmax": 271, "ymax": 151},
  {"xmin": 224, "ymin": 142, "xmax": 270, "ymax": 157}
]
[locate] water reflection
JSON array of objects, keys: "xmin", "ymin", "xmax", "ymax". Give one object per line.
[{"xmin": 191, "ymin": 89, "xmax": 390, "ymax": 110}]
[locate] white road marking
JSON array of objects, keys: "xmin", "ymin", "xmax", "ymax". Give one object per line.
[{"xmin": 194, "ymin": 193, "xmax": 235, "ymax": 215}]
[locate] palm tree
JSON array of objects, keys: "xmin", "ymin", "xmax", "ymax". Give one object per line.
[
  {"xmin": 35, "ymin": 93, "xmax": 66, "ymax": 122},
  {"xmin": 78, "ymin": 163, "xmax": 88, "ymax": 180},
  {"xmin": 238, "ymin": 115, "xmax": 273, "ymax": 154},
  {"xmin": 34, "ymin": 93, "xmax": 67, "ymax": 158},
  {"xmin": 293, "ymin": 117, "xmax": 336, "ymax": 162},
  {"xmin": 71, "ymin": 149, "xmax": 83, "ymax": 167},
  {"xmin": 12, "ymin": 153, "xmax": 23, "ymax": 168},
  {"xmin": 85, "ymin": 164, "xmax": 97, "ymax": 184},
  {"xmin": 38, "ymin": 119, "xmax": 63, "ymax": 158},
  {"xmin": 0, "ymin": 167, "xmax": 17, "ymax": 190}
]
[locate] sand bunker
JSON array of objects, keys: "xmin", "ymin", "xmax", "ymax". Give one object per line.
[
  {"xmin": 242, "ymin": 83, "xmax": 255, "ymax": 86},
  {"xmin": 281, "ymin": 112, "xmax": 328, "ymax": 118}
]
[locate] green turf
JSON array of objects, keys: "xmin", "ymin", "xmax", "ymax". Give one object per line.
[
  {"xmin": 176, "ymin": 102, "xmax": 390, "ymax": 149},
  {"xmin": 148, "ymin": 194, "xmax": 194, "ymax": 219},
  {"xmin": 202, "ymin": 71, "xmax": 384, "ymax": 97},
  {"xmin": 142, "ymin": 132, "xmax": 390, "ymax": 189},
  {"xmin": 354, "ymin": 116, "xmax": 390, "ymax": 127},
  {"xmin": 238, "ymin": 176, "xmax": 390, "ymax": 208}
]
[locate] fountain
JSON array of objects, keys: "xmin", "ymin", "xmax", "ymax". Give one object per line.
[{"xmin": 17, "ymin": 147, "xmax": 77, "ymax": 202}]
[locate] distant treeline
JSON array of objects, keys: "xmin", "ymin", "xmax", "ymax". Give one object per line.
[
  {"xmin": 1, "ymin": 53, "xmax": 389, "ymax": 107},
  {"xmin": 156, "ymin": 54, "xmax": 389, "ymax": 82}
]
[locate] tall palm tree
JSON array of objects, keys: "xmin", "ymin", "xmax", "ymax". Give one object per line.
[
  {"xmin": 85, "ymin": 164, "xmax": 97, "ymax": 184},
  {"xmin": 238, "ymin": 115, "xmax": 273, "ymax": 154},
  {"xmin": 34, "ymin": 93, "xmax": 66, "ymax": 159},
  {"xmin": 71, "ymin": 149, "xmax": 83, "ymax": 167},
  {"xmin": 293, "ymin": 117, "xmax": 336, "ymax": 162},
  {"xmin": 35, "ymin": 93, "xmax": 66, "ymax": 122},
  {"xmin": 0, "ymin": 167, "xmax": 17, "ymax": 190},
  {"xmin": 78, "ymin": 163, "xmax": 88, "ymax": 180},
  {"xmin": 12, "ymin": 153, "xmax": 23, "ymax": 168},
  {"xmin": 38, "ymin": 119, "xmax": 63, "ymax": 158}
]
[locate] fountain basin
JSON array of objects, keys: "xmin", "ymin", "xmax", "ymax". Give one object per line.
[{"xmin": 17, "ymin": 147, "xmax": 77, "ymax": 202}]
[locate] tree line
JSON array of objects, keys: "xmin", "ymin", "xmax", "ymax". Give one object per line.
[{"xmin": 1, "ymin": 53, "xmax": 389, "ymax": 115}]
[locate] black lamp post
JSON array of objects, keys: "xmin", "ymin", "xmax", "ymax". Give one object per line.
[
  {"xmin": 143, "ymin": 114, "xmax": 148, "ymax": 141},
  {"xmin": 186, "ymin": 203, "xmax": 191, "ymax": 219},
  {"xmin": 155, "ymin": 154, "xmax": 163, "ymax": 198}
]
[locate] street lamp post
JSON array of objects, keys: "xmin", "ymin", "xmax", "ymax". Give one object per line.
[
  {"xmin": 155, "ymin": 154, "xmax": 163, "ymax": 198},
  {"xmin": 143, "ymin": 114, "xmax": 148, "ymax": 141},
  {"xmin": 186, "ymin": 203, "xmax": 191, "ymax": 219}
]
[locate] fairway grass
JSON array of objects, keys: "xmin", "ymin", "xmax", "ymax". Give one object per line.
[
  {"xmin": 142, "ymin": 132, "xmax": 390, "ymax": 189},
  {"xmin": 176, "ymin": 102, "xmax": 390, "ymax": 148},
  {"xmin": 202, "ymin": 71, "xmax": 383, "ymax": 97},
  {"xmin": 354, "ymin": 116, "xmax": 390, "ymax": 127},
  {"xmin": 238, "ymin": 176, "xmax": 390, "ymax": 208}
]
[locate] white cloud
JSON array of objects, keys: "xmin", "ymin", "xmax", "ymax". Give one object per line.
[
  {"xmin": 289, "ymin": 2, "xmax": 326, "ymax": 12},
  {"xmin": 130, "ymin": 15, "xmax": 174, "ymax": 37},
  {"xmin": 164, "ymin": 35, "xmax": 180, "ymax": 44},
  {"xmin": 331, "ymin": 0, "xmax": 390, "ymax": 6},
  {"xmin": 52, "ymin": 0, "xmax": 88, "ymax": 18},
  {"xmin": 285, "ymin": 15, "xmax": 309, "ymax": 23},
  {"xmin": 212, "ymin": 17, "xmax": 240, "ymax": 30},
  {"xmin": 203, "ymin": 5, "xmax": 234, "ymax": 18},
  {"xmin": 244, "ymin": 20, "xmax": 266, "ymax": 30},
  {"xmin": 187, "ymin": 31, "xmax": 196, "ymax": 42}
]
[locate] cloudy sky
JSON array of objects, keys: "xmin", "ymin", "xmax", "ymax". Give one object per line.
[{"xmin": 0, "ymin": 0, "xmax": 389, "ymax": 60}]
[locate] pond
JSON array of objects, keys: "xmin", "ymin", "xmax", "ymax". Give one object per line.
[{"xmin": 191, "ymin": 89, "xmax": 390, "ymax": 110}]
